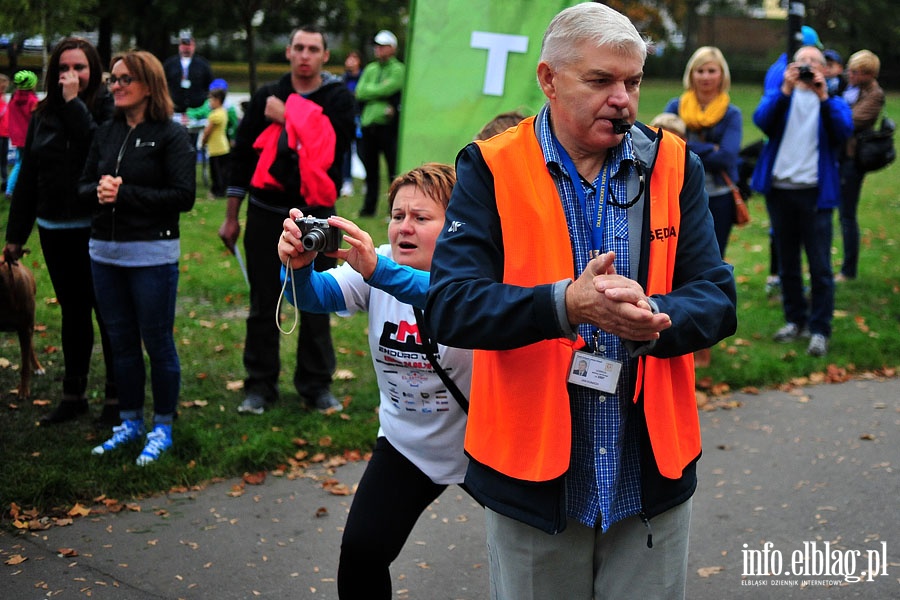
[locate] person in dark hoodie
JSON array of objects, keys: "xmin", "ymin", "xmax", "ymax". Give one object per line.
[
  {"xmin": 4, "ymin": 37, "xmax": 118, "ymax": 425},
  {"xmin": 218, "ymin": 25, "xmax": 354, "ymax": 415}
]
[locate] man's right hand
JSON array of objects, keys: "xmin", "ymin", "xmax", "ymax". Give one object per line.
[
  {"xmin": 564, "ymin": 251, "xmax": 671, "ymax": 342},
  {"xmin": 219, "ymin": 196, "xmax": 243, "ymax": 253},
  {"xmin": 219, "ymin": 216, "xmax": 240, "ymax": 253}
]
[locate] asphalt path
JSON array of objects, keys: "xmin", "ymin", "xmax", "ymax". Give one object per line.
[{"xmin": 2, "ymin": 376, "xmax": 897, "ymax": 599}]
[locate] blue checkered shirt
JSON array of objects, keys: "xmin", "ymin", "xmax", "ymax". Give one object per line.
[{"xmin": 536, "ymin": 108, "xmax": 643, "ymax": 532}]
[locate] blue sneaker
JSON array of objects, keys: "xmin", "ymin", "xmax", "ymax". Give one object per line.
[
  {"xmin": 136, "ymin": 424, "xmax": 172, "ymax": 466},
  {"xmin": 92, "ymin": 419, "xmax": 144, "ymax": 455}
]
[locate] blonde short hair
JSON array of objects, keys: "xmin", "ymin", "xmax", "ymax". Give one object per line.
[
  {"xmin": 682, "ymin": 46, "xmax": 731, "ymax": 93},
  {"xmin": 847, "ymin": 50, "xmax": 880, "ymax": 78}
]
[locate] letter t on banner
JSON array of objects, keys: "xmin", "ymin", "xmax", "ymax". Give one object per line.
[{"xmin": 470, "ymin": 31, "xmax": 529, "ymax": 96}]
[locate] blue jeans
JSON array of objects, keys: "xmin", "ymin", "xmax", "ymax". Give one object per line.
[
  {"xmin": 839, "ymin": 159, "xmax": 865, "ymax": 278},
  {"xmin": 766, "ymin": 188, "xmax": 834, "ymax": 337},
  {"xmin": 91, "ymin": 261, "xmax": 180, "ymax": 423}
]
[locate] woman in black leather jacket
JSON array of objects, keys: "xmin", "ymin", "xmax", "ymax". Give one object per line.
[
  {"xmin": 79, "ymin": 50, "xmax": 195, "ymax": 467},
  {"xmin": 3, "ymin": 37, "xmax": 117, "ymax": 425}
]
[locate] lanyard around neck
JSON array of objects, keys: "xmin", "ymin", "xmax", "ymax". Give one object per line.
[{"xmin": 554, "ymin": 136, "xmax": 610, "ymax": 258}]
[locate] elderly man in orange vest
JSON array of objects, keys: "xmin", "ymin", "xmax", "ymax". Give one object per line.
[{"xmin": 426, "ymin": 3, "xmax": 737, "ymax": 598}]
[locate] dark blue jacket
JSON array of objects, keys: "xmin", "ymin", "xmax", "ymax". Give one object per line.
[
  {"xmin": 750, "ymin": 89, "xmax": 853, "ymax": 209},
  {"xmin": 664, "ymin": 98, "xmax": 742, "ymax": 191}
]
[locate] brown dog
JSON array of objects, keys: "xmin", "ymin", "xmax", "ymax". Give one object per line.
[{"xmin": 0, "ymin": 256, "xmax": 45, "ymax": 399}]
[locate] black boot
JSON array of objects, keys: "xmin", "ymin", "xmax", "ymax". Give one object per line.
[{"xmin": 40, "ymin": 398, "xmax": 89, "ymax": 425}]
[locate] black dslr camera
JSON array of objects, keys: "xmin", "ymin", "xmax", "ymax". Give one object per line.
[
  {"xmin": 294, "ymin": 216, "xmax": 341, "ymax": 253},
  {"xmin": 797, "ymin": 64, "xmax": 815, "ymax": 82}
]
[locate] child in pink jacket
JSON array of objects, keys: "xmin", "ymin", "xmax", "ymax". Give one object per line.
[{"xmin": 6, "ymin": 70, "xmax": 39, "ymax": 196}]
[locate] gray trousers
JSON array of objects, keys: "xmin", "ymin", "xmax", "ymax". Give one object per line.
[{"xmin": 485, "ymin": 498, "xmax": 692, "ymax": 600}]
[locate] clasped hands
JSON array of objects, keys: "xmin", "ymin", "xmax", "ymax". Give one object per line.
[
  {"xmin": 565, "ymin": 251, "xmax": 671, "ymax": 342},
  {"xmin": 96, "ymin": 174, "xmax": 122, "ymax": 204},
  {"xmin": 277, "ymin": 208, "xmax": 378, "ymax": 279}
]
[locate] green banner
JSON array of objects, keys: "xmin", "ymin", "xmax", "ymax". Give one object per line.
[{"xmin": 398, "ymin": 0, "xmax": 580, "ymax": 171}]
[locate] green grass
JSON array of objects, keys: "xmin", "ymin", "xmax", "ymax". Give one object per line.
[{"xmin": 1, "ymin": 81, "xmax": 899, "ymax": 516}]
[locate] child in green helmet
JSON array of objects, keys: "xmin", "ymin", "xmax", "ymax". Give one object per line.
[{"xmin": 6, "ymin": 70, "xmax": 39, "ymax": 196}]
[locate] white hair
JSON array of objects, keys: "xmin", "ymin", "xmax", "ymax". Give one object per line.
[{"xmin": 540, "ymin": 2, "xmax": 647, "ymax": 70}]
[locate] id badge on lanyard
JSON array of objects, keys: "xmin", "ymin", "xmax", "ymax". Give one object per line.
[{"xmin": 568, "ymin": 332, "xmax": 622, "ymax": 394}]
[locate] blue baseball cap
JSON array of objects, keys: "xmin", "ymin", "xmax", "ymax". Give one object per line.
[
  {"xmin": 801, "ymin": 25, "xmax": 824, "ymax": 50},
  {"xmin": 209, "ymin": 78, "xmax": 228, "ymax": 91},
  {"xmin": 823, "ymin": 49, "xmax": 842, "ymax": 65}
]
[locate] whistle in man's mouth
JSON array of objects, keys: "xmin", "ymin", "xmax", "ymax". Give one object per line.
[{"xmin": 611, "ymin": 119, "xmax": 632, "ymax": 134}]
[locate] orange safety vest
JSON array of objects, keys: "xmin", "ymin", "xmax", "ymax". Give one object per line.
[{"xmin": 469, "ymin": 117, "xmax": 698, "ymax": 482}]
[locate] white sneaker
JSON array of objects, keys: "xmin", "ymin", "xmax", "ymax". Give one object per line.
[
  {"xmin": 807, "ymin": 334, "xmax": 828, "ymax": 357},
  {"xmin": 340, "ymin": 181, "xmax": 354, "ymax": 197},
  {"xmin": 136, "ymin": 424, "xmax": 173, "ymax": 466},
  {"xmin": 773, "ymin": 323, "xmax": 810, "ymax": 343}
]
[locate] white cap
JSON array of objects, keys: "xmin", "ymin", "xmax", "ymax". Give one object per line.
[{"xmin": 373, "ymin": 30, "xmax": 397, "ymax": 48}]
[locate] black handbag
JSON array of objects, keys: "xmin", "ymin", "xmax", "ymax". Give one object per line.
[{"xmin": 855, "ymin": 116, "xmax": 896, "ymax": 173}]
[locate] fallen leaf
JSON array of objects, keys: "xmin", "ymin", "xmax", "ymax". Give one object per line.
[
  {"xmin": 57, "ymin": 548, "xmax": 79, "ymax": 557},
  {"xmin": 5, "ymin": 554, "xmax": 27, "ymax": 565},
  {"xmin": 697, "ymin": 566, "xmax": 724, "ymax": 578},
  {"xmin": 326, "ymin": 483, "xmax": 351, "ymax": 496},
  {"xmin": 68, "ymin": 504, "xmax": 91, "ymax": 518},
  {"xmin": 243, "ymin": 471, "xmax": 266, "ymax": 486},
  {"xmin": 315, "ymin": 507, "xmax": 329, "ymax": 518},
  {"xmin": 333, "ymin": 368, "xmax": 356, "ymax": 380},
  {"xmin": 225, "ymin": 380, "xmax": 244, "ymax": 391}
]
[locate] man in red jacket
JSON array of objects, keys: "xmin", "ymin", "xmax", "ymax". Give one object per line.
[{"xmin": 219, "ymin": 25, "xmax": 354, "ymax": 415}]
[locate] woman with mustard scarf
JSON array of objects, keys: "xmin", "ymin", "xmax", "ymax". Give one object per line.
[
  {"xmin": 665, "ymin": 46, "xmax": 743, "ymax": 258},
  {"xmin": 665, "ymin": 46, "xmax": 742, "ymax": 367}
]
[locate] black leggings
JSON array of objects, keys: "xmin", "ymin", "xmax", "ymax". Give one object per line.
[
  {"xmin": 337, "ymin": 436, "xmax": 447, "ymax": 599},
  {"xmin": 39, "ymin": 226, "xmax": 115, "ymax": 397}
]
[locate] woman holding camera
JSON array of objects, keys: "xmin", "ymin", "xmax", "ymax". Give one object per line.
[
  {"xmin": 277, "ymin": 163, "xmax": 471, "ymax": 600},
  {"xmin": 78, "ymin": 50, "xmax": 195, "ymax": 465},
  {"xmin": 3, "ymin": 37, "xmax": 118, "ymax": 425}
]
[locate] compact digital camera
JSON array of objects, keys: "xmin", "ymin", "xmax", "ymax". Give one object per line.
[
  {"xmin": 294, "ymin": 217, "xmax": 342, "ymax": 252},
  {"xmin": 797, "ymin": 64, "xmax": 815, "ymax": 82},
  {"xmin": 295, "ymin": 216, "xmax": 341, "ymax": 253}
]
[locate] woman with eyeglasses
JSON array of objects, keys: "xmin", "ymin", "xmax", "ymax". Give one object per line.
[
  {"xmin": 3, "ymin": 37, "xmax": 118, "ymax": 425},
  {"xmin": 78, "ymin": 50, "xmax": 195, "ymax": 466}
]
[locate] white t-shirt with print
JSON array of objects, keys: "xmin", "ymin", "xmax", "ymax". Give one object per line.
[{"xmin": 331, "ymin": 245, "xmax": 471, "ymax": 484}]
